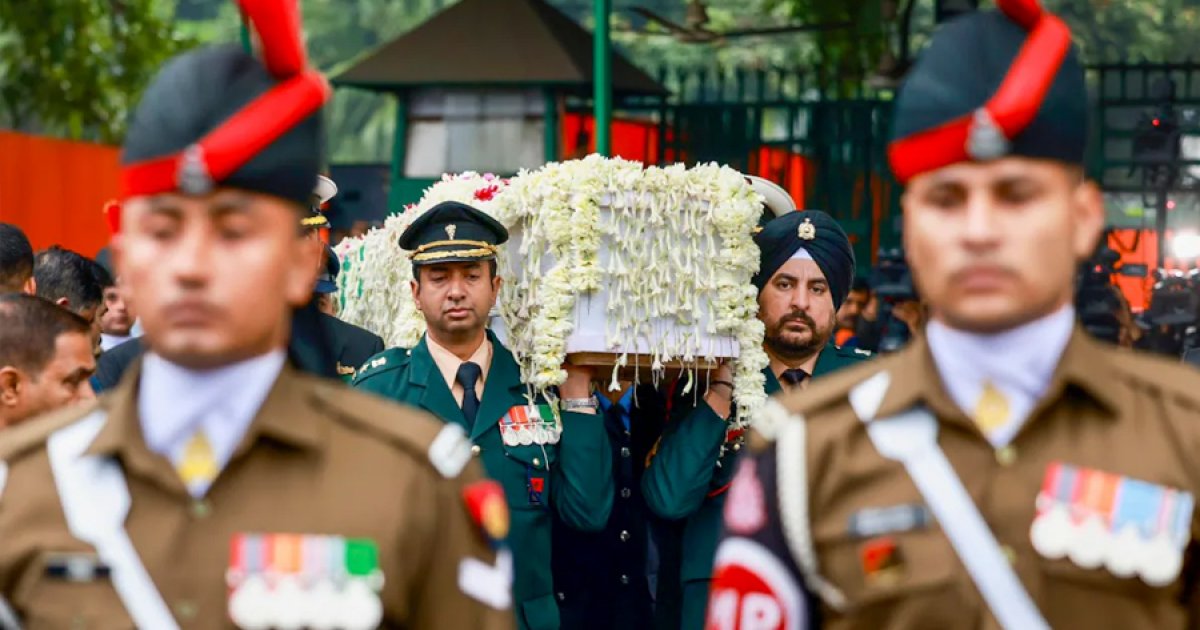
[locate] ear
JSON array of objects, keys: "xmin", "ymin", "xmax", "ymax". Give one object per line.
[
  {"xmin": 22, "ymin": 276, "xmax": 35, "ymax": 296},
  {"xmin": 410, "ymin": 278, "xmax": 420, "ymax": 304},
  {"xmin": 1072, "ymin": 180, "xmax": 1106, "ymax": 261},
  {"xmin": 490, "ymin": 274, "xmax": 503, "ymax": 305},
  {"xmin": 284, "ymin": 233, "xmax": 323, "ymax": 308},
  {"xmin": 0, "ymin": 368, "xmax": 22, "ymax": 408}
]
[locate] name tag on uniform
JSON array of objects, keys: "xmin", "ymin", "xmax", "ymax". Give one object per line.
[
  {"xmin": 227, "ymin": 533, "xmax": 384, "ymax": 630},
  {"xmin": 499, "ymin": 405, "xmax": 561, "ymax": 446},
  {"xmin": 848, "ymin": 504, "xmax": 930, "ymax": 539},
  {"xmin": 1030, "ymin": 462, "xmax": 1194, "ymax": 586},
  {"xmin": 44, "ymin": 553, "xmax": 111, "ymax": 582}
]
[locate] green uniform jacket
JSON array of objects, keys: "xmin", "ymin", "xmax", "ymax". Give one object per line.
[
  {"xmin": 642, "ymin": 342, "xmax": 873, "ymax": 629},
  {"xmin": 353, "ymin": 331, "xmax": 614, "ymax": 630}
]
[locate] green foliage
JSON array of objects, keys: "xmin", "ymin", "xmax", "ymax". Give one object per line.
[{"xmin": 0, "ymin": 0, "xmax": 192, "ymax": 143}]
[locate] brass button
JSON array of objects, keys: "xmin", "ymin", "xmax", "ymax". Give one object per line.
[
  {"xmin": 619, "ymin": 574, "xmax": 629, "ymax": 585},
  {"xmin": 533, "ymin": 457, "xmax": 542, "ymax": 468},
  {"xmin": 175, "ymin": 600, "xmax": 198, "ymax": 620},
  {"xmin": 995, "ymin": 446, "xmax": 1018, "ymax": 467},
  {"xmin": 471, "ymin": 445, "xmax": 482, "ymax": 456},
  {"xmin": 620, "ymin": 487, "xmax": 632, "ymax": 499},
  {"xmin": 1001, "ymin": 545, "xmax": 1018, "ymax": 565},
  {"xmin": 190, "ymin": 500, "xmax": 211, "ymax": 519},
  {"xmin": 620, "ymin": 447, "xmax": 631, "ymax": 458},
  {"xmin": 619, "ymin": 530, "xmax": 631, "ymax": 542}
]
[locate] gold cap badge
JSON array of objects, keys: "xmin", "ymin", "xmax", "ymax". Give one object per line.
[
  {"xmin": 798, "ymin": 218, "xmax": 816, "ymax": 241},
  {"xmin": 446, "ymin": 224, "xmax": 457, "ymax": 240}
]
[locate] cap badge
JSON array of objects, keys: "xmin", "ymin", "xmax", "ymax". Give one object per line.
[
  {"xmin": 177, "ymin": 144, "xmax": 214, "ymax": 196},
  {"xmin": 966, "ymin": 108, "xmax": 1011, "ymax": 161},
  {"xmin": 446, "ymin": 224, "xmax": 457, "ymax": 240},
  {"xmin": 797, "ymin": 218, "xmax": 817, "ymax": 241}
]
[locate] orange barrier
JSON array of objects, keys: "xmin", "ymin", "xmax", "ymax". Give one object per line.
[{"xmin": 0, "ymin": 132, "xmax": 119, "ymax": 257}]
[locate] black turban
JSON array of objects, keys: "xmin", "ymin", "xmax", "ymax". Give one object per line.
[{"xmin": 752, "ymin": 210, "xmax": 856, "ymax": 311}]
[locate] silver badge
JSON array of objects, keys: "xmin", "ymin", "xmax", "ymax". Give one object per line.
[
  {"xmin": 966, "ymin": 108, "xmax": 1010, "ymax": 161},
  {"xmin": 177, "ymin": 144, "xmax": 214, "ymax": 195},
  {"xmin": 446, "ymin": 224, "xmax": 457, "ymax": 240}
]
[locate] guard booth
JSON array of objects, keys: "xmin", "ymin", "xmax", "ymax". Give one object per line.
[{"xmin": 333, "ymin": 0, "xmax": 666, "ymax": 212}]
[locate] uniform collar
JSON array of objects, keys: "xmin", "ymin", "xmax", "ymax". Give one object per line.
[
  {"xmin": 85, "ymin": 353, "xmax": 324, "ymax": 494},
  {"xmin": 876, "ymin": 320, "xmax": 1123, "ymax": 430},
  {"xmin": 426, "ymin": 333, "xmax": 492, "ymax": 393}
]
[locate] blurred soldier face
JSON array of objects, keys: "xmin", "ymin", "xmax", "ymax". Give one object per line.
[
  {"xmin": 758, "ymin": 258, "xmax": 837, "ymax": 361},
  {"xmin": 837, "ymin": 289, "xmax": 870, "ymax": 330},
  {"xmin": 100, "ymin": 282, "xmax": 134, "ymax": 336},
  {"xmin": 115, "ymin": 189, "xmax": 320, "ymax": 369},
  {"xmin": 0, "ymin": 331, "xmax": 95, "ymax": 427},
  {"xmin": 412, "ymin": 261, "xmax": 501, "ymax": 344},
  {"xmin": 903, "ymin": 157, "xmax": 1104, "ymax": 333}
]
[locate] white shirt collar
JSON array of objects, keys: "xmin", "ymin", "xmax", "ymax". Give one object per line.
[
  {"xmin": 926, "ymin": 306, "xmax": 1075, "ymax": 446},
  {"xmin": 139, "ymin": 350, "xmax": 286, "ymax": 493},
  {"xmin": 100, "ymin": 333, "xmax": 133, "ymax": 352}
]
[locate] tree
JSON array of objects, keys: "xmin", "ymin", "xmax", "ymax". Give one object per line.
[{"xmin": 0, "ymin": 0, "xmax": 191, "ymax": 143}]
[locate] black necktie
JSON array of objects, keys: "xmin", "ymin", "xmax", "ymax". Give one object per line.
[
  {"xmin": 780, "ymin": 368, "xmax": 809, "ymax": 389},
  {"xmin": 457, "ymin": 362, "xmax": 483, "ymax": 425}
]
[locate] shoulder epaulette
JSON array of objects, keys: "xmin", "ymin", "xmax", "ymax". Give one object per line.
[
  {"xmin": 0, "ymin": 400, "xmax": 102, "ymax": 463},
  {"xmin": 307, "ymin": 377, "xmax": 473, "ymax": 479},
  {"xmin": 352, "ymin": 347, "xmax": 411, "ymax": 384}
]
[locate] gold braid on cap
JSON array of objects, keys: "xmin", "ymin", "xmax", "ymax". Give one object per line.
[
  {"xmin": 412, "ymin": 239, "xmax": 496, "ymax": 254},
  {"xmin": 411, "ymin": 247, "xmax": 498, "ymax": 262},
  {"xmin": 301, "ymin": 215, "xmax": 329, "ymax": 227}
]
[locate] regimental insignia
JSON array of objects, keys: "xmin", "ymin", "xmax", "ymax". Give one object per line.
[
  {"xmin": 227, "ymin": 533, "xmax": 385, "ymax": 630},
  {"xmin": 463, "ymin": 480, "xmax": 510, "ymax": 543},
  {"xmin": 177, "ymin": 144, "xmax": 214, "ymax": 195},
  {"xmin": 370, "ymin": 357, "xmax": 387, "ymax": 369},
  {"xmin": 859, "ymin": 536, "xmax": 904, "ymax": 586},
  {"xmin": 446, "ymin": 224, "xmax": 457, "ymax": 240},
  {"xmin": 797, "ymin": 218, "xmax": 816, "ymax": 241},
  {"xmin": 966, "ymin": 107, "xmax": 1011, "ymax": 161},
  {"xmin": 1030, "ymin": 462, "xmax": 1195, "ymax": 586},
  {"xmin": 499, "ymin": 404, "xmax": 561, "ymax": 447}
]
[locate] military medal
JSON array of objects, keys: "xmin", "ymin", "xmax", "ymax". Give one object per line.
[
  {"xmin": 228, "ymin": 534, "xmax": 385, "ymax": 630},
  {"xmin": 500, "ymin": 404, "xmax": 561, "ymax": 446},
  {"xmin": 1030, "ymin": 463, "xmax": 1194, "ymax": 586}
]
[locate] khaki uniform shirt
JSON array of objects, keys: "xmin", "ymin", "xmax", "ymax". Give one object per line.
[
  {"xmin": 714, "ymin": 329, "xmax": 1200, "ymax": 629},
  {"xmin": 426, "ymin": 335, "xmax": 491, "ymax": 408},
  {"xmin": 0, "ymin": 362, "xmax": 515, "ymax": 630}
]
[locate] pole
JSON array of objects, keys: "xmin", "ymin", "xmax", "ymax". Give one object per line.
[
  {"xmin": 544, "ymin": 88, "xmax": 560, "ymax": 163},
  {"xmin": 240, "ymin": 14, "xmax": 252, "ymax": 53},
  {"xmin": 593, "ymin": 0, "xmax": 612, "ymax": 156},
  {"xmin": 390, "ymin": 92, "xmax": 409, "ymax": 213}
]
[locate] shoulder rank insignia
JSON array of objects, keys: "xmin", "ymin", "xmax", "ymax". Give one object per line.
[
  {"xmin": 854, "ymin": 348, "xmax": 873, "ymax": 356},
  {"xmin": 429, "ymin": 424, "xmax": 473, "ymax": 479},
  {"xmin": 337, "ymin": 363, "xmax": 356, "ymax": 377},
  {"xmin": 463, "ymin": 480, "xmax": 509, "ymax": 543}
]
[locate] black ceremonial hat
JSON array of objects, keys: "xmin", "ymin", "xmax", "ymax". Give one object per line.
[
  {"xmin": 398, "ymin": 202, "xmax": 509, "ymax": 266},
  {"xmin": 119, "ymin": 0, "xmax": 329, "ymax": 207},
  {"xmin": 888, "ymin": 0, "xmax": 1086, "ymax": 183}
]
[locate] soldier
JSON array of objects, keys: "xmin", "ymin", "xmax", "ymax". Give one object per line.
[
  {"xmin": 354, "ymin": 201, "xmax": 614, "ymax": 630},
  {"xmin": 708, "ymin": 1, "xmax": 1200, "ymax": 629},
  {"xmin": 0, "ymin": 2, "xmax": 513, "ymax": 628},
  {"xmin": 643, "ymin": 210, "xmax": 870, "ymax": 629}
]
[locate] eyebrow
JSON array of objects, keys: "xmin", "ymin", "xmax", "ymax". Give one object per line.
[
  {"xmin": 66, "ymin": 366, "xmax": 96, "ymax": 382},
  {"xmin": 146, "ymin": 194, "xmax": 254, "ymax": 216}
]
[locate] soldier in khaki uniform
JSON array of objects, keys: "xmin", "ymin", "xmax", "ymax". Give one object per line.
[
  {"xmin": 708, "ymin": 1, "xmax": 1200, "ymax": 629},
  {"xmin": 0, "ymin": 2, "xmax": 514, "ymax": 628}
]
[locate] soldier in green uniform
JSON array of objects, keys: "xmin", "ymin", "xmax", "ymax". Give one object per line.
[
  {"xmin": 642, "ymin": 209, "xmax": 871, "ymax": 629},
  {"xmin": 354, "ymin": 201, "xmax": 614, "ymax": 630}
]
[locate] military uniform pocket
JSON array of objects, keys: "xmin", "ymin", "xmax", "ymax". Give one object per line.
[
  {"xmin": 818, "ymin": 527, "xmax": 966, "ymax": 625},
  {"xmin": 17, "ymin": 552, "xmax": 135, "ymax": 630}
]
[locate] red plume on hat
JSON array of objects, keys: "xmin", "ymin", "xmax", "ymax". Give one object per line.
[
  {"xmin": 118, "ymin": 0, "xmax": 330, "ymax": 203},
  {"xmin": 887, "ymin": 0, "xmax": 1073, "ymax": 183}
]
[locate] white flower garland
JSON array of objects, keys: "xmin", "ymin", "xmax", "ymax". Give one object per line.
[{"xmin": 338, "ymin": 158, "xmax": 768, "ymax": 426}]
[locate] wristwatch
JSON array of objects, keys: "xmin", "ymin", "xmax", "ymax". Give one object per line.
[{"xmin": 563, "ymin": 397, "xmax": 599, "ymax": 412}]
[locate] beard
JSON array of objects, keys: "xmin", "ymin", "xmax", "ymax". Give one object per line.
[{"xmin": 764, "ymin": 310, "xmax": 835, "ymax": 361}]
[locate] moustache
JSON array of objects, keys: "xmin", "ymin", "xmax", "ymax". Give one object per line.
[{"xmin": 777, "ymin": 312, "xmax": 816, "ymax": 330}]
